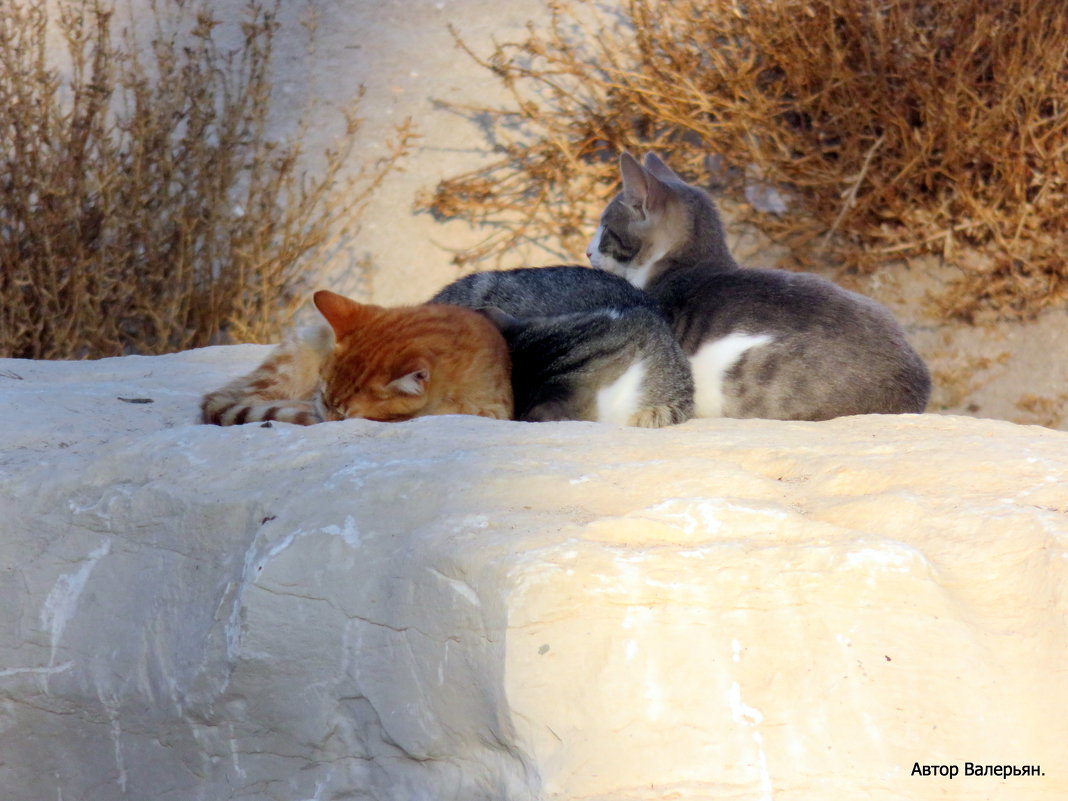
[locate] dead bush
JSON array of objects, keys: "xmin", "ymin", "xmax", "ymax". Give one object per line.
[
  {"xmin": 422, "ymin": 0, "xmax": 1068, "ymax": 320},
  {"xmin": 0, "ymin": 0, "xmax": 413, "ymax": 360}
]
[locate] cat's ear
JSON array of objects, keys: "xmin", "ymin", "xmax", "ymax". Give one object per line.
[
  {"xmin": 313, "ymin": 290, "xmax": 368, "ymax": 339},
  {"xmin": 619, "ymin": 152, "xmax": 647, "ymax": 208},
  {"xmin": 643, "ymin": 152, "xmax": 682, "ymax": 183},
  {"xmin": 478, "ymin": 306, "xmax": 522, "ymax": 335},
  {"xmin": 619, "ymin": 151, "xmax": 668, "ymax": 217},
  {"xmin": 388, "ymin": 362, "xmax": 430, "ymax": 396}
]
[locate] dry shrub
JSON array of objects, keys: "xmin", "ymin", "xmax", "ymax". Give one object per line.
[
  {"xmin": 422, "ymin": 0, "xmax": 1068, "ymax": 320},
  {"xmin": 929, "ymin": 351, "xmax": 1009, "ymax": 410},
  {"xmin": 0, "ymin": 0, "xmax": 414, "ymax": 360},
  {"xmin": 1015, "ymin": 393, "xmax": 1068, "ymax": 428}
]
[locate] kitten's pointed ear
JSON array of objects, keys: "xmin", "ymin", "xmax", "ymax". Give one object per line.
[
  {"xmin": 643, "ymin": 152, "xmax": 682, "ymax": 183},
  {"xmin": 619, "ymin": 151, "xmax": 668, "ymax": 216},
  {"xmin": 478, "ymin": 306, "xmax": 522, "ymax": 335},
  {"xmin": 313, "ymin": 290, "xmax": 367, "ymax": 339},
  {"xmin": 388, "ymin": 362, "xmax": 430, "ymax": 396},
  {"xmin": 619, "ymin": 152, "xmax": 648, "ymax": 208}
]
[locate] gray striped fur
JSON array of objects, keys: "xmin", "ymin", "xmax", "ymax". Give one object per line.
[{"xmin": 431, "ymin": 266, "xmax": 694, "ymax": 426}]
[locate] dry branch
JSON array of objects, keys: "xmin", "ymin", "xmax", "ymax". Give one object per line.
[
  {"xmin": 0, "ymin": 0, "xmax": 414, "ymax": 359},
  {"xmin": 422, "ymin": 0, "xmax": 1068, "ymax": 320}
]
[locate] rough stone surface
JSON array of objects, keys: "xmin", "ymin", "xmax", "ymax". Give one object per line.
[{"xmin": 1, "ymin": 349, "xmax": 1066, "ymax": 800}]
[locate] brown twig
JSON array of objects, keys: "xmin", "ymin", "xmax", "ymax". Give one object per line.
[
  {"xmin": 821, "ymin": 132, "xmax": 885, "ymax": 250},
  {"xmin": 0, "ymin": 0, "xmax": 411, "ymax": 359},
  {"xmin": 423, "ymin": 0, "xmax": 1068, "ymax": 320}
]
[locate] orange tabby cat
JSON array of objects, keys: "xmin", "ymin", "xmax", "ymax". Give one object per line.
[{"xmin": 201, "ymin": 289, "xmax": 514, "ymax": 425}]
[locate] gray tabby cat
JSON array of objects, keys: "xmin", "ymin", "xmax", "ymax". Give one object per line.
[
  {"xmin": 431, "ymin": 266, "xmax": 694, "ymax": 427},
  {"xmin": 587, "ymin": 152, "xmax": 931, "ymax": 420}
]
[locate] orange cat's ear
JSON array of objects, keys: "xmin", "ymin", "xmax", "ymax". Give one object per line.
[
  {"xmin": 388, "ymin": 360, "xmax": 430, "ymax": 396},
  {"xmin": 313, "ymin": 290, "xmax": 367, "ymax": 339},
  {"xmin": 619, "ymin": 151, "xmax": 667, "ymax": 216}
]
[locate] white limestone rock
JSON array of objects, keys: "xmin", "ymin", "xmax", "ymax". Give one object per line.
[{"xmin": 0, "ymin": 348, "xmax": 1066, "ymax": 801}]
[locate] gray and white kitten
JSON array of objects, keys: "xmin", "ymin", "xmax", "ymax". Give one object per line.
[
  {"xmin": 431, "ymin": 266, "xmax": 694, "ymax": 427},
  {"xmin": 587, "ymin": 152, "xmax": 931, "ymax": 420}
]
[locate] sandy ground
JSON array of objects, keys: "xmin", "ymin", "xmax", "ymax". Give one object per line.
[
  {"xmin": 114, "ymin": 0, "xmax": 1068, "ymax": 431},
  {"xmin": 847, "ymin": 260, "xmax": 1068, "ymax": 430},
  {"xmin": 235, "ymin": 0, "xmax": 560, "ymax": 300}
]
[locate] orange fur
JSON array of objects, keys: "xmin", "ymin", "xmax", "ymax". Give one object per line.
[
  {"xmin": 200, "ymin": 291, "xmax": 513, "ymax": 426},
  {"xmin": 313, "ymin": 290, "xmax": 513, "ymax": 422}
]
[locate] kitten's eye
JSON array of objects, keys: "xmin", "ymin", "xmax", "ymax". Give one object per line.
[
  {"xmin": 604, "ymin": 230, "xmax": 637, "ymax": 262},
  {"xmin": 371, "ymin": 412, "xmax": 412, "ymax": 423},
  {"xmin": 322, "ymin": 399, "xmax": 346, "ymax": 420}
]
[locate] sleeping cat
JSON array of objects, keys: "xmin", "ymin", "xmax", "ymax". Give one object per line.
[
  {"xmin": 201, "ymin": 290, "xmax": 513, "ymax": 425},
  {"xmin": 587, "ymin": 152, "xmax": 931, "ymax": 419},
  {"xmin": 431, "ymin": 266, "xmax": 694, "ymax": 426}
]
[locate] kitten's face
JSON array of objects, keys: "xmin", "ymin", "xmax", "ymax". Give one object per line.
[
  {"xmin": 587, "ymin": 153, "xmax": 691, "ymax": 289},
  {"xmin": 318, "ymin": 351, "xmax": 431, "ymax": 423},
  {"xmin": 586, "ymin": 199, "xmax": 646, "ymax": 282},
  {"xmin": 312, "ymin": 290, "xmax": 435, "ymax": 423},
  {"xmin": 311, "ymin": 290, "xmax": 513, "ymax": 424}
]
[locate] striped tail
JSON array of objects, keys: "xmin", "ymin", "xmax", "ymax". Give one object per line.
[
  {"xmin": 201, "ymin": 396, "xmax": 323, "ymax": 426},
  {"xmin": 199, "ymin": 324, "xmax": 333, "ymax": 427}
]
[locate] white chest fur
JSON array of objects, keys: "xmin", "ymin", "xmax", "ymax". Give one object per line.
[
  {"xmin": 596, "ymin": 358, "xmax": 648, "ymax": 425},
  {"xmin": 690, "ymin": 333, "xmax": 773, "ymax": 417}
]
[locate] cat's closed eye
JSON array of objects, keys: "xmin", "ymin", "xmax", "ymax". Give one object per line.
[
  {"xmin": 318, "ymin": 396, "xmax": 346, "ymax": 420},
  {"xmin": 603, "ymin": 228, "xmax": 638, "ymax": 261},
  {"xmin": 371, "ymin": 412, "xmax": 412, "ymax": 423}
]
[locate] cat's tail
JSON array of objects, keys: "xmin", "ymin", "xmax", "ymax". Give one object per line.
[
  {"xmin": 200, "ymin": 324, "xmax": 334, "ymax": 426},
  {"xmin": 201, "ymin": 397, "xmax": 323, "ymax": 426}
]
